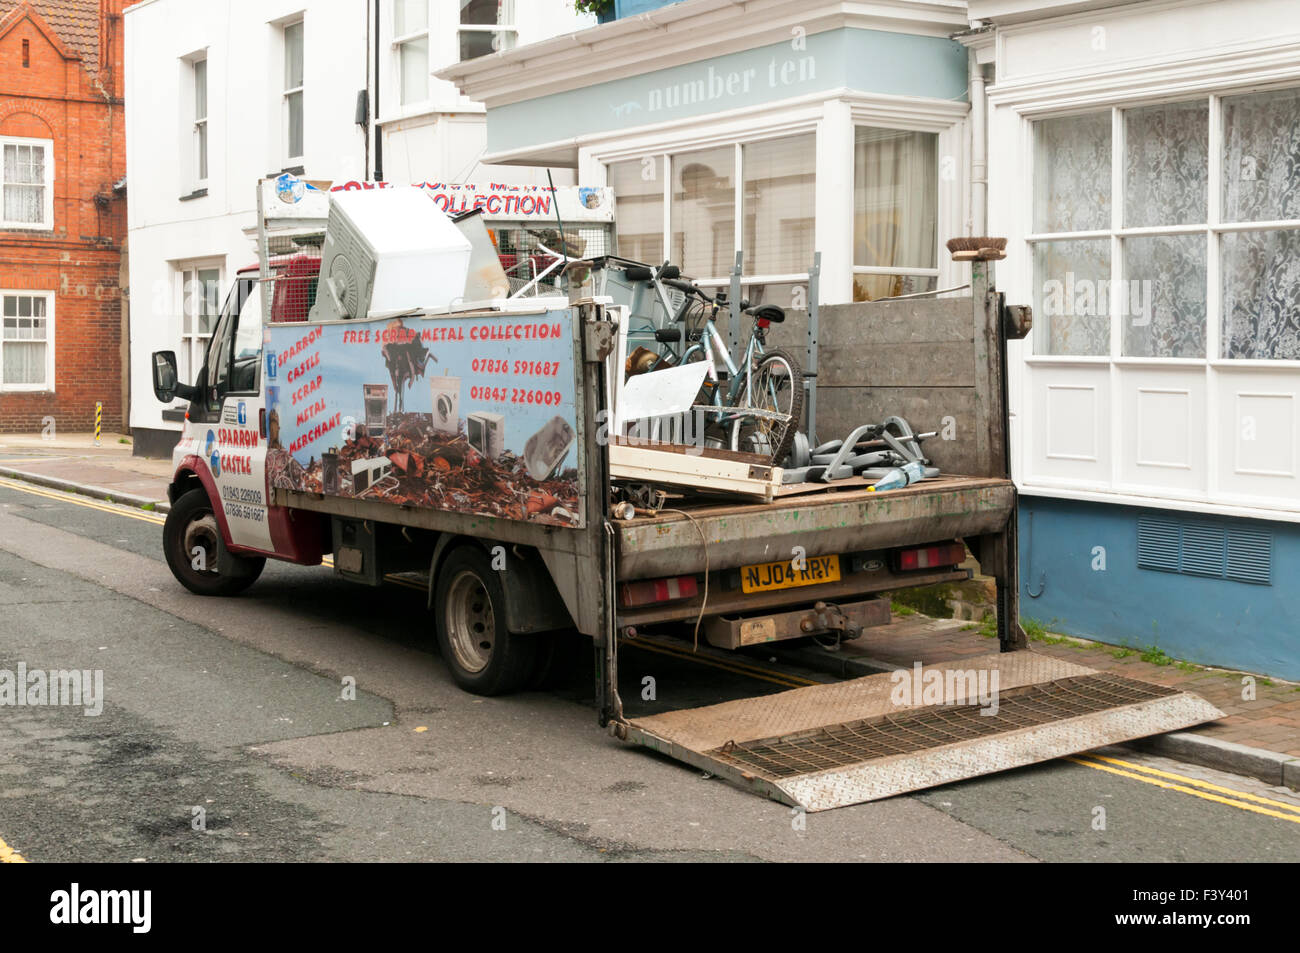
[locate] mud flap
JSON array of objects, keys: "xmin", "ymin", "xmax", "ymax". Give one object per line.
[{"xmin": 620, "ymin": 652, "xmax": 1223, "ymax": 811}]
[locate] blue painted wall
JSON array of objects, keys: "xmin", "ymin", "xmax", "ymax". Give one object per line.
[
  {"xmin": 486, "ymin": 27, "xmax": 968, "ymax": 154},
  {"xmin": 1018, "ymin": 497, "xmax": 1300, "ymax": 680}
]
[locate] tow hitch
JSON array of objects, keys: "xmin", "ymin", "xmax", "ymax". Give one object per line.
[{"xmin": 801, "ymin": 601, "xmax": 862, "ymax": 640}]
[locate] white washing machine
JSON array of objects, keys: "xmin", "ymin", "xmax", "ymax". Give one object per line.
[{"xmin": 430, "ymin": 375, "xmax": 460, "ymax": 432}]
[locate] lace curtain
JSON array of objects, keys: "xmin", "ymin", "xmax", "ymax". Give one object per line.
[
  {"xmin": 1033, "ymin": 112, "xmax": 1112, "ymax": 355},
  {"xmin": 1221, "ymin": 88, "xmax": 1300, "ymax": 359},
  {"xmin": 1033, "ymin": 91, "xmax": 1300, "ymax": 360}
]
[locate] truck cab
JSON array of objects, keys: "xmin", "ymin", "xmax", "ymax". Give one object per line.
[{"xmin": 151, "ymin": 253, "xmax": 330, "ymax": 596}]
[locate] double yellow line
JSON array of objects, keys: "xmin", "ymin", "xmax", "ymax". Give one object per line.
[
  {"xmin": 0, "ymin": 477, "xmax": 166, "ymax": 526},
  {"xmin": 1069, "ymin": 752, "xmax": 1300, "ymax": 824}
]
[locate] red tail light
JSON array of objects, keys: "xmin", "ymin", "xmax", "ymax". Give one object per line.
[
  {"xmin": 619, "ymin": 576, "xmax": 699, "ymax": 607},
  {"xmin": 894, "ymin": 541, "xmax": 967, "ymax": 572}
]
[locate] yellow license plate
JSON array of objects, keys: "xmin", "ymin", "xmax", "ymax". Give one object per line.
[{"xmin": 741, "ymin": 554, "xmax": 841, "ymax": 593}]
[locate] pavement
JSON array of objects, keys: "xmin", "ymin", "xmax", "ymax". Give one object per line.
[
  {"xmin": 2, "ymin": 431, "xmax": 1297, "ymax": 794},
  {"xmin": 0, "ymin": 432, "xmax": 174, "ymax": 511}
]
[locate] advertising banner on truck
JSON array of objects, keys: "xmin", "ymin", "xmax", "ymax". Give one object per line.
[
  {"xmin": 261, "ymin": 306, "xmax": 583, "ymax": 528},
  {"xmin": 259, "ymin": 177, "xmax": 614, "ymax": 226},
  {"xmin": 328, "ymin": 180, "xmax": 615, "ymax": 223}
]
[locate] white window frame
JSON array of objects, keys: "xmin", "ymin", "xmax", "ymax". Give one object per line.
[
  {"xmin": 457, "ymin": 0, "xmax": 517, "ymax": 62},
  {"xmin": 192, "ymin": 54, "xmax": 209, "ymax": 186},
  {"xmin": 282, "ymin": 18, "xmax": 305, "ymax": 165},
  {"xmin": 851, "ymin": 124, "xmax": 943, "ymax": 298},
  {"xmin": 177, "ymin": 262, "xmax": 223, "ymax": 387},
  {"xmin": 1026, "ymin": 93, "xmax": 1300, "ymax": 367},
  {"xmin": 0, "ymin": 290, "xmax": 55, "ymax": 392},
  {"xmin": 0, "ymin": 135, "xmax": 55, "ymax": 231},
  {"xmin": 585, "ymin": 94, "xmax": 966, "ymax": 307},
  {"xmin": 392, "ymin": 0, "xmax": 431, "ymax": 108},
  {"xmin": 599, "ymin": 126, "xmax": 823, "ymax": 301}
]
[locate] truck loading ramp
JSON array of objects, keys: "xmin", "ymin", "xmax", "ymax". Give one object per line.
[{"xmin": 619, "ymin": 651, "xmax": 1222, "ymax": 811}]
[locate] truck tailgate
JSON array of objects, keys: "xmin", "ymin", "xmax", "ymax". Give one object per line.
[
  {"xmin": 616, "ymin": 474, "xmax": 1014, "ymax": 578},
  {"xmin": 619, "ymin": 651, "xmax": 1222, "ymax": 811}
]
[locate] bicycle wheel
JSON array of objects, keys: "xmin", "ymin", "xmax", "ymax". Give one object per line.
[{"xmin": 730, "ymin": 347, "xmax": 804, "ymax": 462}]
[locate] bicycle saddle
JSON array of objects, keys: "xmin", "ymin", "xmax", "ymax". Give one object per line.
[{"xmin": 746, "ymin": 304, "xmax": 786, "ymax": 323}]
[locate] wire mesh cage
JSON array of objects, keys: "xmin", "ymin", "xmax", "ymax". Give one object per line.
[
  {"xmin": 260, "ymin": 233, "xmax": 322, "ymax": 322},
  {"xmin": 494, "ymin": 224, "xmax": 613, "ymax": 297}
]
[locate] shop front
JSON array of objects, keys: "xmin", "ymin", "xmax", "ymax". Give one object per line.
[
  {"xmin": 439, "ymin": 0, "xmax": 975, "ymax": 309},
  {"xmin": 976, "ymin": 0, "xmax": 1300, "ymax": 677}
]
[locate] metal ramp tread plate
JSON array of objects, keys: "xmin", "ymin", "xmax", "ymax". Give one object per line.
[{"xmin": 622, "ymin": 652, "xmax": 1224, "ymax": 811}]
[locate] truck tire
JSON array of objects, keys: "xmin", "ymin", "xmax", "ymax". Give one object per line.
[
  {"xmin": 163, "ymin": 488, "xmax": 265, "ymax": 596},
  {"xmin": 434, "ymin": 545, "xmax": 538, "ymax": 696}
]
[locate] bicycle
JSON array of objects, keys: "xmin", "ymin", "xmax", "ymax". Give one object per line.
[{"xmin": 636, "ymin": 269, "xmax": 805, "ymax": 462}]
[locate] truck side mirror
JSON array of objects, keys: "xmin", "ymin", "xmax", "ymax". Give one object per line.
[{"xmin": 152, "ymin": 350, "xmax": 178, "ymax": 402}]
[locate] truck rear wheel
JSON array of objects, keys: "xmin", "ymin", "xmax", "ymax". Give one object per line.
[
  {"xmin": 434, "ymin": 545, "xmax": 538, "ymax": 696},
  {"xmin": 163, "ymin": 487, "xmax": 265, "ymax": 596}
]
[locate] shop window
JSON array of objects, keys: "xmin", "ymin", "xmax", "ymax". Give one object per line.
[
  {"xmin": 743, "ymin": 134, "xmax": 815, "ymax": 277},
  {"xmin": 1221, "ymin": 87, "xmax": 1300, "ymax": 360},
  {"xmin": 610, "ymin": 137, "xmax": 816, "ymax": 287},
  {"xmin": 671, "ymin": 146, "xmax": 735, "ymax": 277},
  {"xmin": 1030, "ymin": 89, "xmax": 1300, "ymax": 361},
  {"xmin": 608, "ymin": 158, "xmax": 664, "ymax": 265},
  {"xmin": 852, "ymin": 127, "xmax": 937, "ymax": 301}
]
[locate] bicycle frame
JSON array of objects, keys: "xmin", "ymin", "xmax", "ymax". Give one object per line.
[{"xmin": 635, "ymin": 268, "xmax": 792, "ymax": 450}]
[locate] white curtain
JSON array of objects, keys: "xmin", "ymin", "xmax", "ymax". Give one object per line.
[
  {"xmin": 4, "ymin": 144, "xmax": 44, "ymax": 224},
  {"xmin": 852, "ymin": 129, "xmax": 937, "ymax": 300},
  {"xmin": 3, "ymin": 342, "xmax": 45, "ymax": 385}
]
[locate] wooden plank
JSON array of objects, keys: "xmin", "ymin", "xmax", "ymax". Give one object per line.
[
  {"xmin": 819, "ymin": 297, "xmax": 972, "ymax": 345},
  {"xmin": 609, "ymin": 443, "xmax": 782, "ymax": 502},
  {"xmin": 820, "ymin": 341, "xmax": 975, "ymax": 387}
]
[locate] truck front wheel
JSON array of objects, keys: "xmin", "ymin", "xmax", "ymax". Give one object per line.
[
  {"xmin": 163, "ymin": 488, "xmax": 265, "ymax": 596},
  {"xmin": 435, "ymin": 545, "xmax": 538, "ymax": 696}
]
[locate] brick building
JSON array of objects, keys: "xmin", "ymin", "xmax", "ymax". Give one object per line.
[{"xmin": 0, "ymin": 0, "xmax": 133, "ymax": 433}]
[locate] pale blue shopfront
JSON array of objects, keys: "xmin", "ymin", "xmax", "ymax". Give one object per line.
[
  {"xmin": 484, "ymin": 28, "xmax": 969, "ymax": 155},
  {"xmin": 1021, "ymin": 500, "xmax": 1300, "ymax": 681}
]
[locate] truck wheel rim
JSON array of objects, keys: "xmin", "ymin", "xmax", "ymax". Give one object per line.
[
  {"xmin": 446, "ymin": 570, "xmax": 495, "ymax": 674},
  {"xmin": 182, "ymin": 513, "xmax": 220, "ymax": 576}
]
